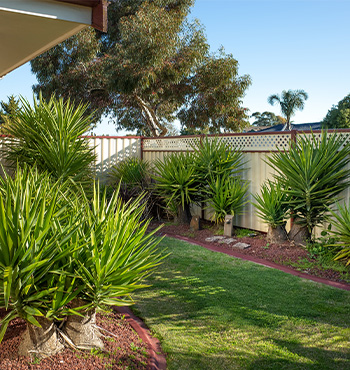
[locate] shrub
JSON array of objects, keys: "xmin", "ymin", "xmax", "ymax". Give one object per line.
[
  {"xmin": 109, "ymin": 157, "xmax": 156, "ymax": 219},
  {"xmin": 206, "ymin": 174, "xmax": 248, "ymax": 224},
  {"xmin": 152, "ymin": 152, "xmax": 200, "ymax": 223},
  {"xmin": 0, "ymin": 166, "xmax": 82, "ymax": 355},
  {"xmin": 0, "ymin": 166, "xmax": 163, "ymax": 356},
  {"xmin": 2, "ymin": 94, "xmax": 96, "ymax": 195},
  {"xmin": 253, "ymin": 181, "xmax": 289, "ymax": 243},
  {"xmin": 267, "ymin": 131, "xmax": 350, "ymax": 244},
  {"xmin": 192, "ymin": 136, "xmax": 244, "ymax": 201},
  {"xmin": 328, "ymin": 203, "xmax": 350, "ymax": 265}
]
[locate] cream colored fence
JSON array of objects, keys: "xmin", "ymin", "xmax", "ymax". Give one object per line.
[
  {"xmin": 142, "ymin": 130, "xmax": 350, "ymax": 233},
  {"xmin": 2, "ymin": 131, "xmax": 350, "ymax": 233},
  {"xmin": 89, "ymin": 136, "xmax": 142, "ymax": 183}
]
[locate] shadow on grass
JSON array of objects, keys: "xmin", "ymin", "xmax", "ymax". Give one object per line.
[{"xmin": 133, "ymin": 238, "xmax": 350, "ymax": 369}]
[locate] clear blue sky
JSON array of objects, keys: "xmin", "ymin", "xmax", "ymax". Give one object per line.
[{"xmin": 1, "ymin": 0, "xmax": 349, "ymax": 135}]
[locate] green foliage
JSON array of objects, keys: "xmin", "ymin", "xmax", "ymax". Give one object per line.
[
  {"xmin": 206, "ymin": 175, "xmax": 248, "ymax": 224},
  {"xmin": 0, "ymin": 166, "xmax": 82, "ymax": 342},
  {"xmin": 322, "ymin": 93, "xmax": 350, "ymax": 129},
  {"xmin": 253, "ymin": 181, "xmax": 289, "ymax": 228},
  {"xmin": 73, "ymin": 184, "xmax": 163, "ymax": 310},
  {"xmin": 2, "ymin": 94, "xmax": 96, "ymax": 195},
  {"xmin": 328, "ymin": 203, "xmax": 350, "ymax": 265},
  {"xmin": 109, "ymin": 157, "xmax": 151, "ymax": 190},
  {"xmin": 153, "ymin": 152, "xmax": 199, "ymax": 212},
  {"xmin": 268, "ymin": 89, "xmax": 308, "ymax": 130},
  {"xmin": 31, "ymin": 1, "xmax": 251, "ymax": 136},
  {"xmin": 0, "ymin": 167, "xmax": 163, "ymax": 343},
  {"xmin": 251, "ymin": 111, "xmax": 286, "ymax": 127},
  {"xmin": 0, "ymin": 95, "xmax": 20, "ymax": 126},
  {"xmin": 267, "ymin": 132, "xmax": 350, "ymax": 234},
  {"xmin": 192, "ymin": 136, "xmax": 244, "ymax": 191}
]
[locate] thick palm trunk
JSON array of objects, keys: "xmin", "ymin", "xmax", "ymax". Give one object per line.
[
  {"xmin": 267, "ymin": 225, "xmax": 288, "ymax": 244},
  {"xmin": 175, "ymin": 203, "xmax": 192, "ymax": 224},
  {"xmin": 288, "ymin": 220, "xmax": 310, "ymax": 246},
  {"xmin": 63, "ymin": 299, "xmax": 104, "ymax": 350},
  {"xmin": 18, "ymin": 317, "xmax": 64, "ymax": 358}
]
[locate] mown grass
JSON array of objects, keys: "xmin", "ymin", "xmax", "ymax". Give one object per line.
[{"xmin": 132, "ymin": 237, "xmax": 350, "ymax": 370}]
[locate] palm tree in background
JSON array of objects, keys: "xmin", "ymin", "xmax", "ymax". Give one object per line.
[{"xmin": 268, "ymin": 89, "xmax": 308, "ymax": 131}]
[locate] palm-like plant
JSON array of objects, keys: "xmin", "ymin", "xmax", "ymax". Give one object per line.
[
  {"xmin": 328, "ymin": 204, "xmax": 350, "ymax": 265},
  {"xmin": 268, "ymin": 89, "xmax": 308, "ymax": 131},
  {"xmin": 0, "ymin": 166, "xmax": 82, "ymax": 356},
  {"xmin": 2, "ymin": 94, "xmax": 96, "ymax": 195},
  {"xmin": 192, "ymin": 136, "xmax": 244, "ymax": 199},
  {"xmin": 153, "ymin": 152, "xmax": 200, "ymax": 223},
  {"xmin": 109, "ymin": 157, "xmax": 155, "ymax": 219},
  {"xmin": 267, "ymin": 132, "xmax": 350, "ymax": 244},
  {"xmin": 63, "ymin": 184, "xmax": 163, "ymax": 349},
  {"xmin": 253, "ymin": 181, "xmax": 289, "ymax": 243},
  {"xmin": 206, "ymin": 175, "xmax": 248, "ymax": 224}
]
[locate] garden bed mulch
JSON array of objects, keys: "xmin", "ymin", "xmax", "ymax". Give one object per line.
[
  {"xmin": 148, "ymin": 220, "xmax": 350, "ymax": 291},
  {"xmin": 0, "ymin": 307, "xmax": 166, "ymax": 370}
]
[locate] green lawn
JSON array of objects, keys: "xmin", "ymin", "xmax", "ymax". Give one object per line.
[{"xmin": 132, "ymin": 237, "xmax": 350, "ymax": 370}]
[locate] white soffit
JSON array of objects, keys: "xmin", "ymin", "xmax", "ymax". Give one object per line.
[{"xmin": 0, "ymin": 0, "xmax": 93, "ymax": 77}]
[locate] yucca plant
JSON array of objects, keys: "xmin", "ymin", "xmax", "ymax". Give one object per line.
[
  {"xmin": 267, "ymin": 131, "xmax": 350, "ymax": 244},
  {"xmin": 153, "ymin": 152, "xmax": 200, "ymax": 223},
  {"xmin": 109, "ymin": 157, "xmax": 155, "ymax": 219},
  {"xmin": 206, "ymin": 174, "xmax": 248, "ymax": 224},
  {"xmin": 253, "ymin": 181, "xmax": 289, "ymax": 243},
  {"xmin": 109, "ymin": 157, "xmax": 151, "ymax": 189},
  {"xmin": 0, "ymin": 166, "xmax": 83, "ymax": 357},
  {"xmin": 327, "ymin": 203, "xmax": 350, "ymax": 265},
  {"xmin": 63, "ymin": 184, "xmax": 163, "ymax": 350},
  {"xmin": 192, "ymin": 136, "xmax": 244, "ymax": 201},
  {"xmin": 2, "ymin": 93, "xmax": 96, "ymax": 195}
]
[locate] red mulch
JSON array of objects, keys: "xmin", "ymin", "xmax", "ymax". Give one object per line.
[
  {"xmin": 148, "ymin": 220, "xmax": 350, "ymax": 286},
  {"xmin": 0, "ymin": 309, "xmax": 150, "ymax": 370}
]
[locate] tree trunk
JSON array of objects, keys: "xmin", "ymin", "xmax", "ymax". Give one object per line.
[
  {"xmin": 135, "ymin": 95, "xmax": 167, "ymax": 136},
  {"xmin": 18, "ymin": 317, "xmax": 64, "ymax": 358},
  {"xmin": 288, "ymin": 221, "xmax": 311, "ymax": 246},
  {"xmin": 175, "ymin": 204, "xmax": 191, "ymax": 224},
  {"xmin": 63, "ymin": 299, "xmax": 104, "ymax": 350},
  {"xmin": 267, "ymin": 225, "xmax": 288, "ymax": 244}
]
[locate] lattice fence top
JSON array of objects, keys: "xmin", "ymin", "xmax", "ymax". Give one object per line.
[
  {"xmin": 143, "ymin": 133, "xmax": 293, "ymax": 152},
  {"xmin": 143, "ymin": 136, "xmax": 200, "ymax": 151}
]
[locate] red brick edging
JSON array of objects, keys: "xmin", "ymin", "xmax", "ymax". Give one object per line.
[
  {"xmin": 113, "ymin": 306, "xmax": 167, "ymax": 370},
  {"xmin": 165, "ymin": 233, "xmax": 350, "ymax": 291}
]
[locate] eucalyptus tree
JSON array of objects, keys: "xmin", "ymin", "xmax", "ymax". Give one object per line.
[
  {"xmin": 31, "ymin": 0, "xmax": 251, "ymax": 136},
  {"xmin": 268, "ymin": 89, "xmax": 308, "ymax": 131}
]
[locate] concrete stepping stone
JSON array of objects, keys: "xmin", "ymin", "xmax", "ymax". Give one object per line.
[
  {"xmin": 232, "ymin": 242, "xmax": 251, "ymax": 249},
  {"xmin": 218, "ymin": 238, "xmax": 237, "ymax": 244},
  {"xmin": 205, "ymin": 236, "xmax": 225, "ymax": 242}
]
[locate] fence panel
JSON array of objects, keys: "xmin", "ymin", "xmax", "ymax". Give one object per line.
[{"xmin": 89, "ymin": 136, "xmax": 142, "ymax": 183}]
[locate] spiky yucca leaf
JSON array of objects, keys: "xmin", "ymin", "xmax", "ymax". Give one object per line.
[
  {"xmin": 153, "ymin": 152, "xmax": 200, "ymax": 211},
  {"xmin": 253, "ymin": 181, "xmax": 289, "ymax": 228},
  {"xmin": 192, "ymin": 136, "xmax": 244, "ymax": 198},
  {"xmin": 0, "ymin": 166, "xmax": 82, "ymax": 343},
  {"xmin": 73, "ymin": 183, "xmax": 164, "ymax": 310},
  {"xmin": 267, "ymin": 131, "xmax": 350, "ymax": 233},
  {"xmin": 2, "ymin": 94, "xmax": 96, "ymax": 195},
  {"xmin": 206, "ymin": 175, "xmax": 248, "ymax": 224},
  {"xmin": 328, "ymin": 203, "xmax": 350, "ymax": 265}
]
